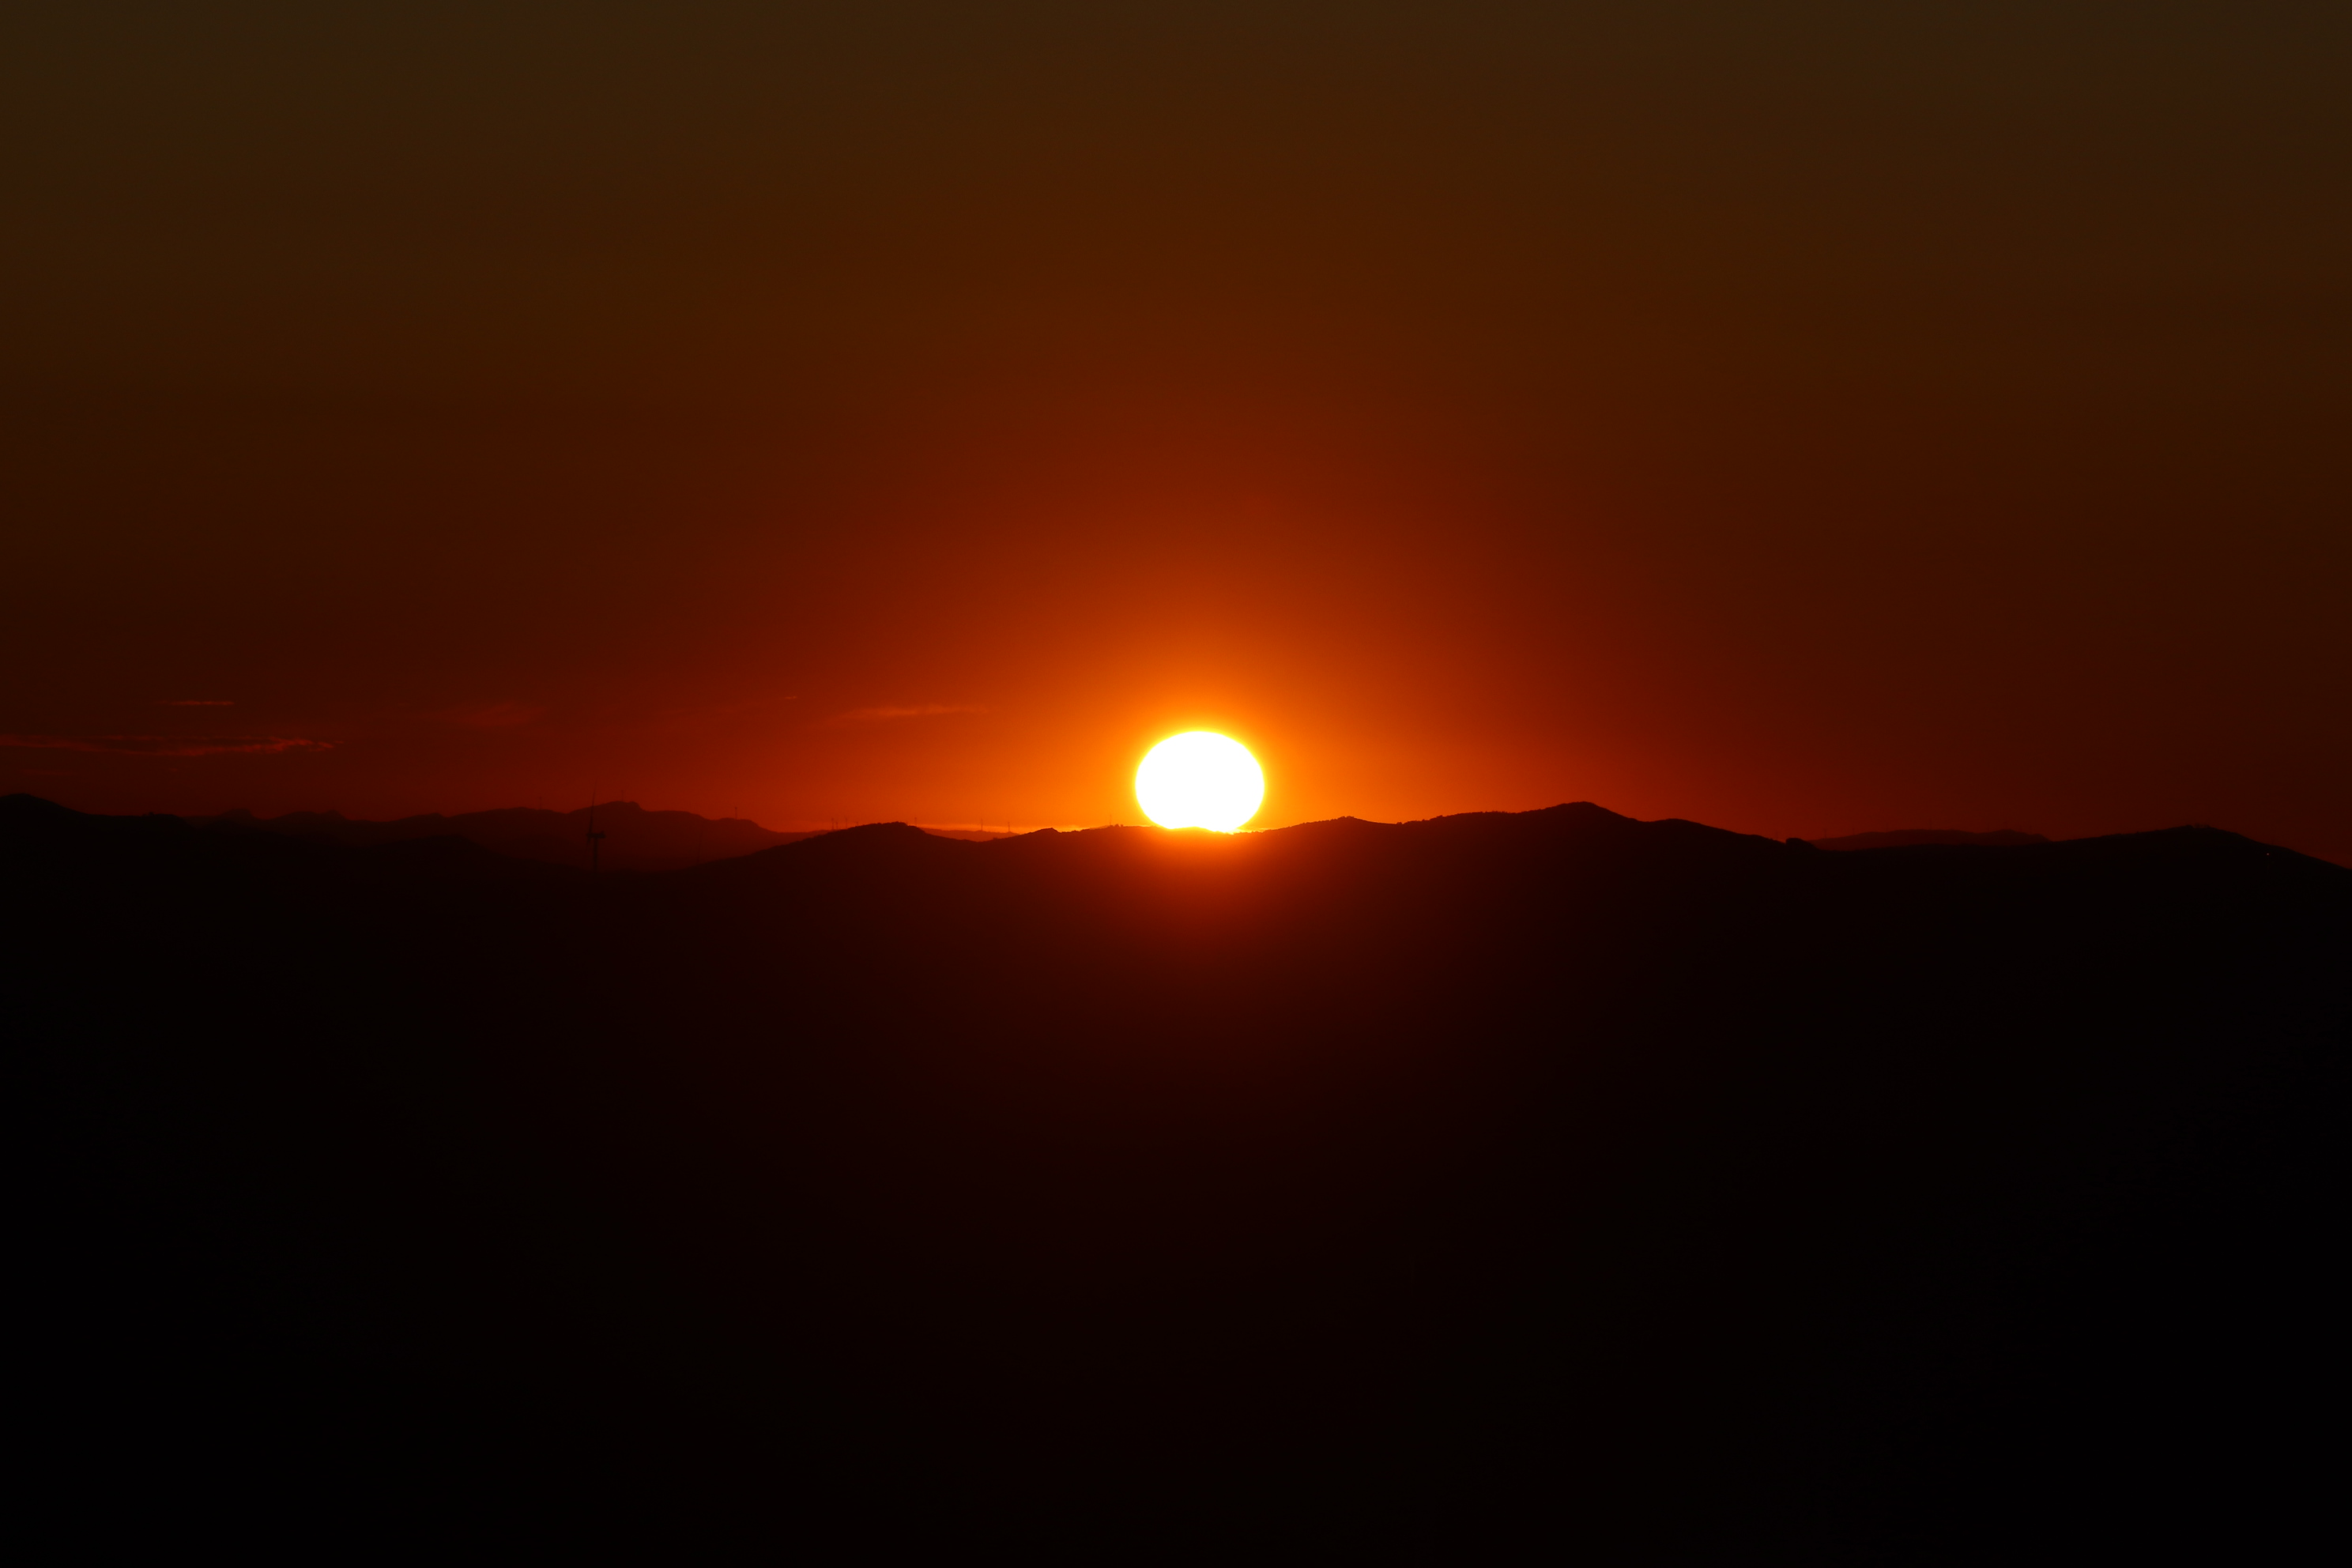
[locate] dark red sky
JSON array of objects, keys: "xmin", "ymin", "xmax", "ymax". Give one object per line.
[{"xmin": 5, "ymin": 5, "xmax": 2346, "ymax": 861}]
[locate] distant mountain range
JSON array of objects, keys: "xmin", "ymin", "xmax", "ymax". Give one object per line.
[
  {"xmin": 1809, "ymin": 827, "xmax": 2051, "ymax": 850},
  {"xmin": 190, "ymin": 801, "xmax": 2056, "ymax": 870},
  {"xmin": 11, "ymin": 793, "xmax": 2343, "ymax": 1551},
  {"xmin": 193, "ymin": 800, "xmax": 814, "ymax": 871},
  {"xmin": 191, "ymin": 802, "xmax": 1018, "ymax": 869}
]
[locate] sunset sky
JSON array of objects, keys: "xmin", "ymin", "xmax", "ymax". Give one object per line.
[{"xmin": 5, "ymin": 5, "xmax": 2346, "ymax": 861}]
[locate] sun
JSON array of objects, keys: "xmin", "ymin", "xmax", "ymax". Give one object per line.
[{"xmin": 1136, "ymin": 732, "xmax": 1265, "ymax": 832}]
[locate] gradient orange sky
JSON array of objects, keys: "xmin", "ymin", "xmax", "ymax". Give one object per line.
[{"xmin": 4, "ymin": 6, "xmax": 2346, "ymax": 861}]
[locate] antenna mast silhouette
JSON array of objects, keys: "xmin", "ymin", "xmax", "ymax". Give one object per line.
[{"xmin": 587, "ymin": 793, "xmax": 606, "ymax": 874}]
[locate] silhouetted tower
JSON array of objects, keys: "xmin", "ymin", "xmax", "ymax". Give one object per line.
[{"xmin": 587, "ymin": 795, "xmax": 606, "ymax": 874}]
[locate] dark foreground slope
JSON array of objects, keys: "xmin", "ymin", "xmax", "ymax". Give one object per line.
[{"xmin": 9, "ymin": 797, "xmax": 2344, "ymax": 1553}]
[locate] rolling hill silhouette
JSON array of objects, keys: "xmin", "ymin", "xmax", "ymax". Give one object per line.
[{"xmin": 10, "ymin": 794, "xmax": 2343, "ymax": 1552}]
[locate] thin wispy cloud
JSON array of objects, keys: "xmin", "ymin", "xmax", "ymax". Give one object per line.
[
  {"xmin": 0, "ymin": 733, "xmax": 333, "ymax": 757},
  {"xmin": 825, "ymin": 703, "xmax": 986, "ymax": 728}
]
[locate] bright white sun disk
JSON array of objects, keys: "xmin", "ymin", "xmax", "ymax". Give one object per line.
[{"xmin": 1136, "ymin": 732, "xmax": 1264, "ymax": 832}]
